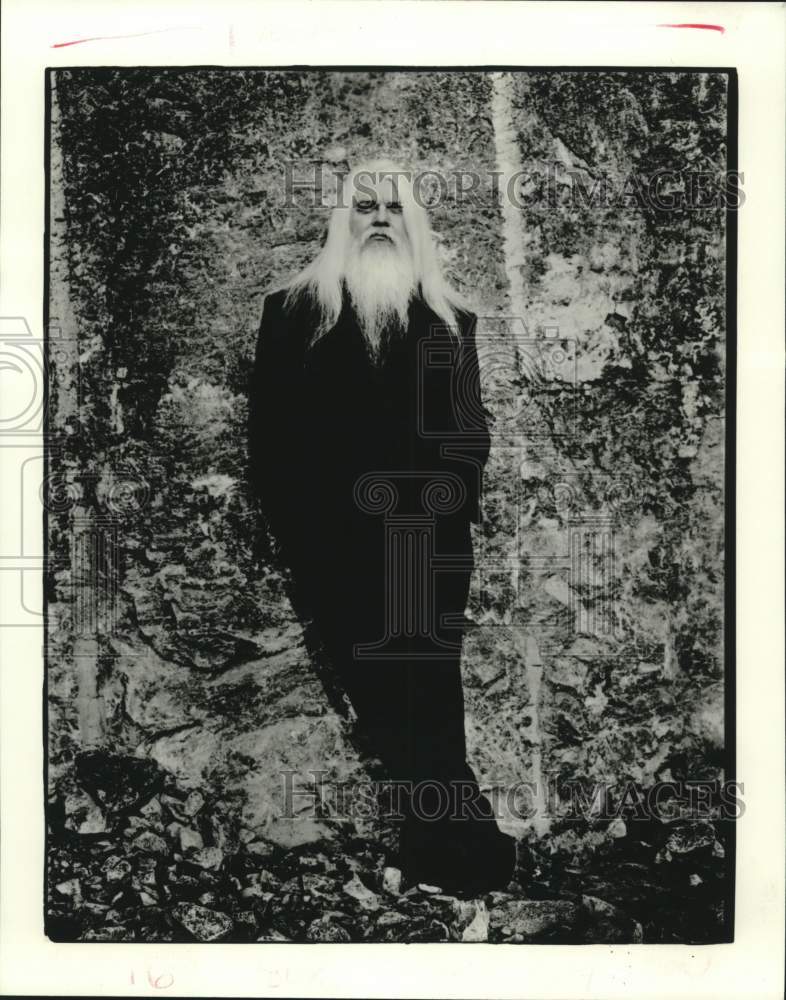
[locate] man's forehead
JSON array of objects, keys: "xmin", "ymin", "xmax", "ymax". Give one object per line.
[{"xmin": 350, "ymin": 171, "xmax": 406, "ymax": 201}]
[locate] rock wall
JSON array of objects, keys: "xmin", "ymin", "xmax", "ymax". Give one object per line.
[{"xmin": 47, "ymin": 69, "xmax": 730, "ymax": 896}]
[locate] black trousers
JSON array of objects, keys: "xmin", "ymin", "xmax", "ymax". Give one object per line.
[{"xmin": 282, "ymin": 499, "xmax": 516, "ymax": 890}]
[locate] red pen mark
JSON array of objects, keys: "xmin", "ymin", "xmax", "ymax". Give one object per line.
[
  {"xmin": 657, "ymin": 23, "xmax": 726, "ymax": 34},
  {"xmin": 129, "ymin": 969, "xmax": 174, "ymax": 990},
  {"xmin": 52, "ymin": 26, "xmax": 197, "ymax": 49},
  {"xmin": 147, "ymin": 970, "xmax": 174, "ymax": 990}
]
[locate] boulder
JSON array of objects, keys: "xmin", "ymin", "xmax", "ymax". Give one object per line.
[
  {"xmin": 343, "ymin": 874, "xmax": 380, "ymax": 912},
  {"xmin": 306, "ymin": 913, "xmax": 352, "ymax": 942},
  {"xmin": 488, "ymin": 898, "xmax": 579, "ymax": 939},
  {"xmin": 171, "ymin": 902, "xmax": 234, "ymax": 942}
]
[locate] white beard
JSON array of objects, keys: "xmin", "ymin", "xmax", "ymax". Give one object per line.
[{"xmin": 344, "ymin": 238, "xmax": 416, "ymax": 364}]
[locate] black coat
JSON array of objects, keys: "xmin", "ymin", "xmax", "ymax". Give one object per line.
[
  {"xmin": 247, "ymin": 286, "xmax": 491, "ymax": 616},
  {"xmin": 246, "ymin": 286, "xmax": 515, "ymax": 890}
]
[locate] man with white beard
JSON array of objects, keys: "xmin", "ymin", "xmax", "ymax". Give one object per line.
[
  {"xmin": 341, "ymin": 180, "xmax": 415, "ymax": 364},
  {"xmin": 248, "ymin": 160, "xmax": 517, "ymax": 894}
]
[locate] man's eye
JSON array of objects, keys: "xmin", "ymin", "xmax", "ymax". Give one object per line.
[
  {"xmin": 387, "ymin": 201, "xmax": 403, "ymax": 214},
  {"xmin": 355, "ymin": 200, "xmax": 376, "ymax": 212}
]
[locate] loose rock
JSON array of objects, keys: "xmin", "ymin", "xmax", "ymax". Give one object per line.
[
  {"xmin": 580, "ymin": 895, "xmax": 644, "ymax": 943},
  {"xmin": 132, "ymin": 831, "xmax": 169, "ymax": 856},
  {"xmin": 343, "ymin": 874, "xmax": 380, "ymax": 911},
  {"xmin": 461, "ymin": 901, "xmax": 490, "ymax": 943},
  {"xmin": 55, "ymin": 879, "xmax": 82, "ymax": 901},
  {"xmin": 140, "ymin": 797, "xmax": 164, "ymax": 821},
  {"xmin": 64, "ymin": 790, "xmax": 109, "ymax": 835},
  {"xmin": 382, "ymin": 867, "xmax": 402, "ymax": 895},
  {"xmin": 183, "ymin": 791, "xmax": 205, "ymax": 817},
  {"xmin": 489, "ymin": 898, "xmax": 579, "ymax": 939},
  {"xmin": 307, "ymin": 914, "xmax": 352, "ymax": 942},
  {"xmin": 191, "ymin": 847, "xmax": 224, "ymax": 871},
  {"xmin": 179, "ymin": 827, "xmax": 204, "ymax": 853},
  {"xmin": 171, "ymin": 902, "xmax": 233, "ymax": 942},
  {"xmin": 81, "ymin": 926, "xmax": 128, "ymax": 942},
  {"xmin": 665, "ymin": 821, "xmax": 716, "ymax": 855},
  {"xmin": 257, "ymin": 930, "xmax": 290, "ymax": 942},
  {"xmin": 105, "ymin": 857, "xmax": 132, "ymax": 884}
]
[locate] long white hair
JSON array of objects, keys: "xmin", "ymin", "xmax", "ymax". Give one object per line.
[{"xmin": 283, "ymin": 158, "xmax": 467, "ymax": 345}]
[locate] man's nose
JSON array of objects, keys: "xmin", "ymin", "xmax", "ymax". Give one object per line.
[{"xmin": 372, "ymin": 203, "xmax": 389, "ymax": 224}]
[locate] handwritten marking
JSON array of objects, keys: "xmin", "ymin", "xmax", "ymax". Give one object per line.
[
  {"xmin": 52, "ymin": 26, "xmax": 198, "ymax": 49},
  {"xmin": 148, "ymin": 970, "xmax": 175, "ymax": 990},
  {"xmin": 657, "ymin": 23, "xmax": 726, "ymax": 34},
  {"xmin": 129, "ymin": 968, "xmax": 175, "ymax": 990}
]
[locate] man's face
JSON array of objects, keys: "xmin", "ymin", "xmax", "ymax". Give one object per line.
[
  {"xmin": 348, "ymin": 175, "xmax": 411, "ymax": 258},
  {"xmin": 343, "ymin": 172, "xmax": 417, "ymax": 353}
]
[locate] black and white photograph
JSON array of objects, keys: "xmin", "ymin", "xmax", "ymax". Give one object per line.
[
  {"xmin": 3, "ymin": 5, "xmax": 786, "ymax": 998},
  {"xmin": 41, "ymin": 63, "xmax": 740, "ymax": 947}
]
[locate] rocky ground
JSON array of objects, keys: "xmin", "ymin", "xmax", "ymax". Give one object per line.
[{"xmin": 46, "ymin": 751, "xmax": 729, "ymax": 945}]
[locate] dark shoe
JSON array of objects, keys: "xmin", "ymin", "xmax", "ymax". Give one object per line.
[{"xmin": 400, "ymin": 815, "xmax": 517, "ymax": 894}]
